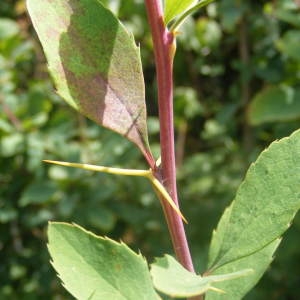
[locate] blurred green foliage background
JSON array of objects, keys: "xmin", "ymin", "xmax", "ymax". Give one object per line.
[{"xmin": 1, "ymin": 0, "xmax": 300, "ymax": 299}]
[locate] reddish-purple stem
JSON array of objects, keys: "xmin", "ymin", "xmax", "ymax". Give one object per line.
[{"xmin": 144, "ymin": 0, "xmax": 195, "ymax": 274}]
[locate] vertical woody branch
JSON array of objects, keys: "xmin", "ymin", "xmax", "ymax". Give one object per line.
[{"xmin": 144, "ymin": 0, "xmax": 195, "ymax": 274}]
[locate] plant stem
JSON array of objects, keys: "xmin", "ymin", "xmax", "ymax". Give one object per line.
[
  {"xmin": 144, "ymin": 0, "xmax": 195, "ymax": 274},
  {"xmin": 0, "ymin": 94, "xmax": 22, "ymax": 130}
]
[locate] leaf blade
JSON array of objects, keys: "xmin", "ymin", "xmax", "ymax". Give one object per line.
[
  {"xmin": 48, "ymin": 222, "xmax": 160, "ymax": 300},
  {"xmin": 150, "ymin": 255, "xmax": 252, "ymax": 298},
  {"xmin": 164, "ymin": 0, "xmax": 197, "ymax": 24},
  {"xmin": 26, "ymin": 0, "xmax": 153, "ymax": 164},
  {"xmin": 248, "ymin": 86, "xmax": 300, "ymax": 125},
  {"xmin": 207, "ymin": 129, "xmax": 300, "ymax": 298},
  {"xmin": 206, "ymin": 239, "xmax": 280, "ymax": 300}
]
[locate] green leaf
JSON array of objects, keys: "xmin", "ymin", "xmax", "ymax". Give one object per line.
[
  {"xmin": 0, "ymin": 133, "xmax": 24, "ymax": 157},
  {"xmin": 248, "ymin": 86, "xmax": 300, "ymax": 125},
  {"xmin": 207, "ymin": 204, "xmax": 281, "ymax": 300},
  {"xmin": 206, "ymin": 129, "xmax": 300, "ymax": 299},
  {"xmin": 27, "ymin": 0, "xmax": 153, "ymax": 163},
  {"xmin": 168, "ymin": 0, "xmax": 215, "ymax": 32},
  {"xmin": 219, "ymin": 0, "xmax": 245, "ymax": 32},
  {"xmin": 48, "ymin": 222, "xmax": 160, "ymax": 300},
  {"xmin": 205, "ymin": 239, "xmax": 280, "ymax": 300},
  {"xmin": 275, "ymin": 8, "xmax": 300, "ymax": 28},
  {"xmin": 0, "ymin": 18, "xmax": 19, "ymax": 40},
  {"xmin": 277, "ymin": 29, "xmax": 300, "ymax": 62},
  {"xmin": 19, "ymin": 181, "xmax": 57, "ymax": 207},
  {"xmin": 150, "ymin": 255, "xmax": 252, "ymax": 298},
  {"xmin": 164, "ymin": 0, "xmax": 197, "ymax": 24}
]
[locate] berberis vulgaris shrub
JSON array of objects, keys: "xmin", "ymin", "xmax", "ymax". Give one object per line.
[{"xmin": 27, "ymin": 0, "xmax": 300, "ymax": 299}]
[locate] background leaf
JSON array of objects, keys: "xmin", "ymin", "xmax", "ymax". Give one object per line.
[
  {"xmin": 26, "ymin": 0, "xmax": 153, "ymax": 164},
  {"xmin": 248, "ymin": 86, "xmax": 300, "ymax": 125},
  {"xmin": 274, "ymin": 5, "xmax": 300, "ymax": 28},
  {"xmin": 206, "ymin": 129, "xmax": 300, "ymax": 299},
  {"xmin": 48, "ymin": 222, "xmax": 160, "ymax": 300},
  {"xmin": 18, "ymin": 181, "xmax": 56, "ymax": 207},
  {"xmin": 0, "ymin": 18, "xmax": 19, "ymax": 39},
  {"xmin": 150, "ymin": 254, "xmax": 252, "ymax": 298},
  {"xmin": 164, "ymin": 0, "xmax": 197, "ymax": 24},
  {"xmin": 277, "ymin": 29, "xmax": 300, "ymax": 62}
]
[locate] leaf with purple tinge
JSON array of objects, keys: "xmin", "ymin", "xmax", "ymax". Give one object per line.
[{"xmin": 27, "ymin": 0, "xmax": 154, "ymax": 167}]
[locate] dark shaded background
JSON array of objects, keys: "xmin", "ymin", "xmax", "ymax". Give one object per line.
[{"xmin": 1, "ymin": 0, "xmax": 300, "ymax": 299}]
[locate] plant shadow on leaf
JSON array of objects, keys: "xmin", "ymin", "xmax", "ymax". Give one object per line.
[{"xmin": 55, "ymin": 0, "xmax": 152, "ymax": 162}]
